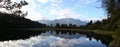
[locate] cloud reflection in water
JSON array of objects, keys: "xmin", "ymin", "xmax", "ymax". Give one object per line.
[{"xmin": 0, "ymin": 31, "xmax": 106, "ymax": 47}]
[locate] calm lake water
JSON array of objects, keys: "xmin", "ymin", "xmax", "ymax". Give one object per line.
[{"xmin": 0, "ymin": 30, "xmax": 110, "ymax": 47}]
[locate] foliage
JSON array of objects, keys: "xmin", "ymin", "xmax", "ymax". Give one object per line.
[
  {"xmin": 102, "ymin": 0, "xmax": 120, "ymax": 31},
  {"xmin": 0, "ymin": 0, "xmax": 48, "ymax": 30},
  {"xmin": 81, "ymin": 0, "xmax": 120, "ymax": 31},
  {"xmin": 0, "ymin": 0, "xmax": 28, "ymax": 17},
  {"xmin": 54, "ymin": 23, "xmax": 78, "ymax": 28},
  {"xmin": 55, "ymin": 23, "xmax": 60, "ymax": 28},
  {"xmin": 117, "ymin": 19, "xmax": 120, "ymax": 31},
  {"xmin": 83, "ymin": 0, "xmax": 120, "ymax": 46}
]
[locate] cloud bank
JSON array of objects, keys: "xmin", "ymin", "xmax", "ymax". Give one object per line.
[{"xmin": 0, "ymin": 0, "xmax": 105, "ymax": 21}]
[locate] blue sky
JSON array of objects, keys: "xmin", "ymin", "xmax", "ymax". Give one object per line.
[{"xmin": 11, "ymin": 0, "xmax": 107, "ymax": 21}]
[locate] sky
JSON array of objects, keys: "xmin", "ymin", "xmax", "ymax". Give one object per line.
[{"xmin": 2, "ymin": 0, "xmax": 107, "ymax": 21}]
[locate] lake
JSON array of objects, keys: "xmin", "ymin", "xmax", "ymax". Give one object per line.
[{"xmin": 0, "ymin": 30, "xmax": 112, "ymax": 47}]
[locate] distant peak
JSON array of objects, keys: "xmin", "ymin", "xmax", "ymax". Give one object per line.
[{"xmin": 58, "ymin": 18, "xmax": 77, "ymax": 20}]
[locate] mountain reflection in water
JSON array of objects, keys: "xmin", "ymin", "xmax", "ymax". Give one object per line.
[{"xmin": 0, "ymin": 30, "xmax": 110, "ymax": 47}]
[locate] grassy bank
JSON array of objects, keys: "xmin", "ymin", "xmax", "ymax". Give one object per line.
[
  {"xmin": 92, "ymin": 30, "xmax": 120, "ymax": 47},
  {"xmin": 92, "ymin": 30, "xmax": 114, "ymax": 36},
  {"xmin": 29, "ymin": 28, "xmax": 92, "ymax": 31},
  {"xmin": 108, "ymin": 31, "xmax": 120, "ymax": 47},
  {"xmin": 29, "ymin": 28, "xmax": 114, "ymax": 35}
]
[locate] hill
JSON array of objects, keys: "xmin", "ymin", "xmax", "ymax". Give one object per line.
[{"xmin": 38, "ymin": 18, "xmax": 87, "ymax": 27}]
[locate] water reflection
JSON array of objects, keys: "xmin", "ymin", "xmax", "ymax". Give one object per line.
[
  {"xmin": 0, "ymin": 30, "xmax": 107, "ymax": 47},
  {"xmin": 40, "ymin": 31, "xmax": 86, "ymax": 39}
]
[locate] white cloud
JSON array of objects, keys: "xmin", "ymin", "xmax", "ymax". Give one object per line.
[
  {"xmin": 79, "ymin": 0, "xmax": 98, "ymax": 4},
  {"xmin": 50, "ymin": 9, "xmax": 82, "ymax": 19},
  {"xmin": 24, "ymin": 7, "xmax": 48, "ymax": 20},
  {"xmin": 50, "ymin": 0, "xmax": 63, "ymax": 3},
  {"xmin": 0, "ymin": 0, "xmax": 103, "ymax": 21},
  {"xmin": 48, "ymin": 0, "xmax": 100, "ymax": 20},
  {"xmin": 37, "ymin": 0, "xmax": 49, "ymax": 3},
  {"xmin": 70, "ymin": 0, "xmax": 98, "ymax": 9},
  {"xmin": 0, "ymin": 8, "xmax": 6, "ymax": 12},
  {"xmin": 21, "ymin": 0, "xmax": 48, "ymax": 21},
  {"xmin": 50, "ymin": 0, "xmax": 63, "ymax": 10},
  {"xmin": 48, "ymin": 0, "xmax": 82, "ymax": 19},
  {"xmin": 0, "ymin": 34, "xmax": 106, "ymax": 47},
  {"xmin": 26, "ymin": 12, "xmax": 48, "ymax": 21}
]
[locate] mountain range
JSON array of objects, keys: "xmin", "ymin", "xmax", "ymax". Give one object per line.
[{"xmin": 38, "ymin": 18, "xmax": 87, "ymax": 27}]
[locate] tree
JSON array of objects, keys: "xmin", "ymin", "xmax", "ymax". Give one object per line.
[
  {"xmin": 86, "ymin": 20, "xmax": 93, "ymax": 29},
  {"xmin": 87, "ymin": 20, "xmax": 93, "ymax": 26},
  {"xmin": 68, "ymin": 24, "xmax": 77, "ymax": 28},
  {"xmin": 69, "ymin": 23, "xmax": 73, "ymax": 28},
  {"xmin": 55, "ymin": 23, "xmax": 60, "ymax": 28},
  {"xmin": 0, "ymin": 0, "xmax": 28, "ymax": 17},
  {"xmin": 61, "ymin": 24, "xmax": 64, "ymax": 28},
  {"xmin": 102, "ymin": 0, "xmax": 120, "ymax": 31},
  {"xmin": 117, "ymin": 19, "xmax": 120, "ymax": 31},
  {"xmin": 50, "ymin": 24, "xmax": 53, "ymax": 28},
  {"xmin": 72, "ymin": 24, "xmax": 76, "ymax": 28},
  {"xmin": 95, "ymin": 20, "xmax": 101, "ymax": 29},
  {"xmin": 64, "ymin": 24, "xmax": 68, "ymax": 28}
]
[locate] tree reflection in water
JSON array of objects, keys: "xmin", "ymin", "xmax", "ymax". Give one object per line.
[{"xmin": 0, "ymin": 30, "xmax": 112, "ymax": 47}]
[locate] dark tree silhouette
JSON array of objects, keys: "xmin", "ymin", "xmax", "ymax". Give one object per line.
[
  {"xmin": 102, "ymin": 0, "xmax": 120, "ymax": 31},
  {"xmin": 0, "ymin": 0, "xmax": 47, "ymax": 30},
  {"xmin": 102, "ymin": 0, "xmax": 120, "ymax": 46},
  {"xmin": 55, "ymin": 23, "xmax": 60, "ymax": 28},
  {"xmin": 87, "ymin": 20, "xmax": 93, "ymax": 26}
]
